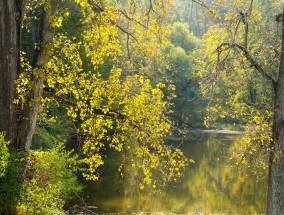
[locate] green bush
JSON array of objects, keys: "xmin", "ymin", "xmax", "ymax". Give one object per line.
[
  {"xmin": 0, "ymin": 135, "xmax": 81, "ymax": 215},
  {"xmin": 16, "ymin": 144, "xmax": 82, "ymax": 214},
  {"xmin": 0, "ymin": 132, "xmax": 9, "ymax": 177},
  {"xmin": 0, "ymin": 133, "xmax": 23, "ymax": 214}
]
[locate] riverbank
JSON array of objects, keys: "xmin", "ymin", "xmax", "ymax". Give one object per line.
[{"xmin": 188, "ymin": 128, "xmax": 243, "ymax": 135}]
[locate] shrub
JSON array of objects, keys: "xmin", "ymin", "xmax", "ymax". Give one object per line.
[
  {"xmin": 0, "ymin": 132, "xmax": 9, "ymax": 177},
  {"xmin": 16, "ymin": 144, "xmax": 82, "ymax": 214},
  {"xmin": 0, "ymin": 133, "xmax": 23, "ymax": 214},
  {"xmin": 0, "ymin": 135, "xmax": 81, "ymax": 215}
]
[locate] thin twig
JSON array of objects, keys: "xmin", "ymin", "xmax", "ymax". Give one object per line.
[{"xmin": 216, "ymin": 42, "xmax": 276, "ymax": 84}]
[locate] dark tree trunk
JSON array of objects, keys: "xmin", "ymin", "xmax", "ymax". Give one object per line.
[
  {"xmin": 0, "ymin": 0, "xmax": 58, "ymax": 150},
  {"xmin": 16, "ymin": 1, "xmax": 59, "ymax": 150},
  {"xmin": 267, "ymin": 10, "xmax": 284, "ymax": 215},
  {"xmin": 0, "ymin": 0, "xmax": 24, "ymax": 146}
]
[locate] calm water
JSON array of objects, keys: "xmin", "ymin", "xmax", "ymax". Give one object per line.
[{"xmin": 79, "ymin": 133, "xmax": 267, "ymax": 214}]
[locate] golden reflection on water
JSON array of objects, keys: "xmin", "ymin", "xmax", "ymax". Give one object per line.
[{"xmin": 82, "ymin": 133, "xmax": 267, "ymax": 214}]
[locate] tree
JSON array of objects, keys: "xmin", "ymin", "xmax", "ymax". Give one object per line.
[
  {"xmin": 0, "ymin": 0, "xmax": 58, "ymax": 150},
  {"xmin": 193, "ymin": 0, "xmax": 284, "ymax": 214},
  {"xmin": 170, "ymin": 0, "xmax": 213, "ymax": 36},
  {"xmin": 163, "ymin": 22, "xmax": 203, "ymax": 125},
  {"xmin": 0, "ymin": 0, "xmax": 25, "ymax": 148},
  {"xmin": 0, "ymin": 0, "xmax": 188, "ymax": 195}
]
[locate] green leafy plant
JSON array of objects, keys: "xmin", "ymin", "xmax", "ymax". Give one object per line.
[
  {"xmin": 0, "ymin": 132, "xmax": 9, "ymax": 177},
  {"xmin": 15, "ymin": 144, "xmax": 82, "ymax": 215}
]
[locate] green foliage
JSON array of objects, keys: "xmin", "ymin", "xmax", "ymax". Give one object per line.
[
  {"xmin": 0, "ymin": 134, "xmax": 23, "ymax": 214},
  {"xmin": 192, "ymin": 0, "xmax": 282, "ymax": 173},
  {"xmin": 164, "ymin": 44, "xmax": 191, "ymax": 74},
  {"xmin": 17, "ymin": 145, "xmax": 81, "ymax": 214},
  {"xmin": 169, "ymin": 22, "xmax": 200, "ymax": 53},
  {"xmin": 193, "ymin": 3, "xmax": 276, "ymax": 127},
  {"xmin": 162, "ymin": 22, "xmax": 203, "ymax": 125},
  {"xmin": 15, "ymin": 0, "xmax": 190, "ymax": 189},
  {"xmin": 0, "ymin": 136, "xmax": 81, "ymax": 215},
  {"xmin": 229, "ymin": 110, "xmax": 272, "ymax": 177},
  {"xmin": 170, "ymin": 0, "xmax": 211, "ymax": 36},
  {"xmin": 10, "ymin": 0, "xmax": 192, "ymax": 201},
  {"xmin": 0, "ymin": 155, "xmax": 23, "ymax": 214},
  {"xmin": 0, "ymin": 132, "xmax": 9, "ymax": 177},
  {"xmin": 16, "ymin": 144, "xmax": 82, "ymax": 214},
  {"xmin": 32, "ymin": 105, "xmax": 74, "ymax": 150}
]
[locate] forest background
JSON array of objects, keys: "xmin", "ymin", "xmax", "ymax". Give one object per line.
[{"xmin": 0, "ymin": 0, "xmax": 284, "ymax": 214}]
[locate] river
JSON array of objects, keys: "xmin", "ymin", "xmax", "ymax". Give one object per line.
[{"xmin": 77, "ymin": 132, "xmax": 267, "ymax": 214}]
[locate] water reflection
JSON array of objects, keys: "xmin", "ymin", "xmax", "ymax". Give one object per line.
[{"xmin": 81, "ymin": 133, "xmax": 267, "ymax": 214}]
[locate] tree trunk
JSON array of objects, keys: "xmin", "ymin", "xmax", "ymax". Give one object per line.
[
  {"xmin": 0, "ymin": 0, "xmax": 58, "ymax": 150},
  {"xmin": 267, "ymin": 10, "xmax": 284, "ymax": 215},
  {"xmin": 0, "ymin": 0, "xmax": 23, "ymax": 146},
  {"xmin": 16, "ymin": 1, "xmax": 59, "ymax": 150}
]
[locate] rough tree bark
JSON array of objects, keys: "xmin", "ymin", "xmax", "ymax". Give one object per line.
[
  {"xmin": 0, "ymin": 0, "xmax": 58, "ymax": 150},
  {"xmin": 0, "ymin": 0, "xmax": 26, "ymax": 147},
  {"xmin": 267, "ymin": 10, "xmax": 284, "ymax": 215},
  {"xmin": 16, "ymin": 0, "xmax": 59, "ymax": 150}
]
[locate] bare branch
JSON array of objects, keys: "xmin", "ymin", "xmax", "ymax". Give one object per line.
[
  {"xmin": 114, "ymin": 22, "xmax": 138, "ymax": 42},
  {"xmin": 89, "ymin": 1, "xmax": 139, "ymax": 42},
  {"xmin": 117, "ymin": 9, "xmax": 147, "ymax": 29},
  {"xmin": 191, "ymin": 0, "xmax": 223, "ymax": 24},
  {"xmin": 216, "ymin": 42, "xmax": 276, "ymax": 84},
  {"xmin": 191, "ymin": 0, "xmax": 211, "ymax": 11},
  {"xmin": 243, "ymin": 0, "xmax": 254, "ymax": 49},
  {"xmin": 147, "ymin": 0, "xmax": 158, "ymax": 16}
]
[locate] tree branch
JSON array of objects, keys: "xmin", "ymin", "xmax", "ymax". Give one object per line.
[
  {"xmin": 113, "ymin": 22, "xmax": 138, "ymax": 42},
  {"xmin": 191, "ymin": 0, "xmax": 211, "ymax": 11},
  {"xmin": 191, "ymin": 0, "xmax": 223, "ymax": 24},
  {"xmin": 89, "ymin": 1, "xmax": 138, "ymax": 42},
  {"xmin": 276, "ymin": 13, "xmax": 283, "ymax": 22},
  {"xmin": 243, "ymin": 0, "xmax": 254, "ymax": 49},
  {"xmin": 117, "ymin": 9, "xmax": 147, "ymax": 29},
  {"xmin": 43, "ymin": 91, "xmax": 126, "ymax": 120},
  {"xmin": 216, "ymin": 42, "xmax": 276, "ymax": 84}
]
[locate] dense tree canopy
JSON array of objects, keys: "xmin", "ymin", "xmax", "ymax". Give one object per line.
[
  {"xmin": 192, "ymin": 0, "xmax": 284, "ymax": 214},
  {"xmin": 3, "ymin": 0, "xmax": 284, "ymax": 214},
  {"xmin": 0, "ymin": 0, "xmax": 189, "ymax": 213}
]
